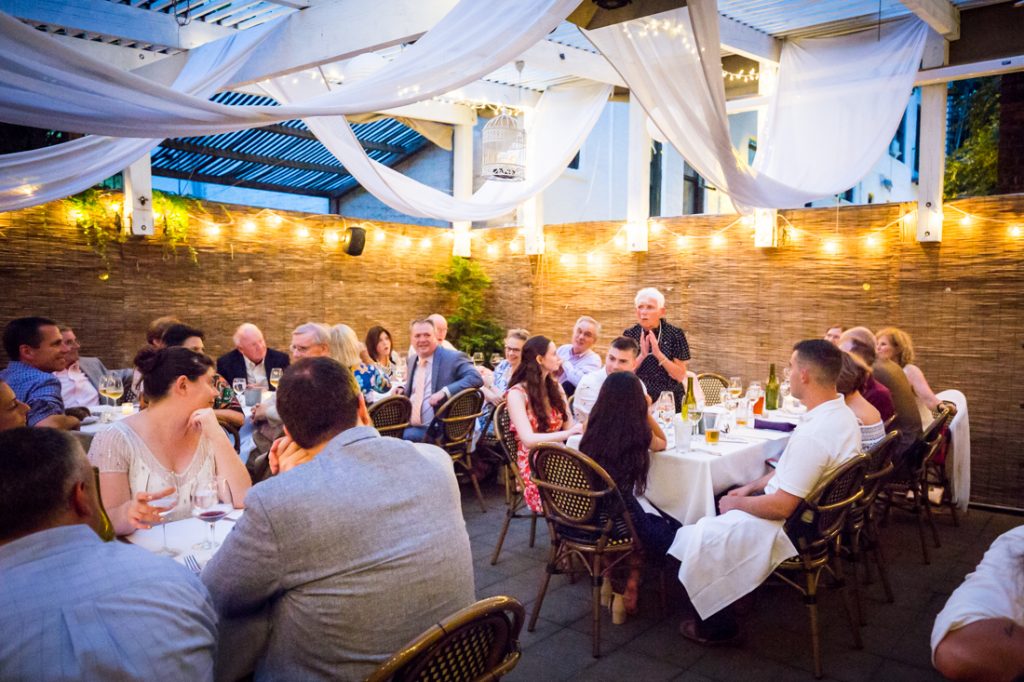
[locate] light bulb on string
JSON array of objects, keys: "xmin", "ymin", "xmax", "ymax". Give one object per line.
[
  {"xmin": 486, "ymin": 243, "xmax": 498, "ymax": 257},
  {"xmin": 560, "ymin": 253, "xmax": 576, "ymax": 266},
  {"xmin": 508, "ymin": 240, "xmax": 520, "ymax": 254},
  {"xmin": 241, "ymin": 220, "xmax": 257, "ymax": 234},
  {"xmin": 374, "ymin": 230, "xmax": 386, "ymax": 243},
  {"xmin": 295, "ymin": 226, "xmax": 310, "ymax": 240},
  {"xmin": 959, "ymin": 214, "xmax": 972, "ymax": 227},
  {"xmin": 324, "ymin": 230, "xmax": 339, "ymax": 246},
  {"xmin": 676, "ymin": 235, "xmax": 689, "ymax": 249},
  {"xmin": 1011, "ymin": 225, "xmax": 1022, "ymax": 239},
  {"xmin": 865, "ymin": 235, "xmax": 879, "ymax": 248},
  {"xmin": 420, "ymin": 237, "xmax": 432, "ymax": 249},
  {"xmin": 400, "ymin": 236, "xmax": 412, "ymax": 249},
  {"xmin": 823, "ymin": 239, "xmax": 840, "ymax": 254},
  {"xmin": 710, "ymin": 233, "xmax": 726, "ymax": 248}
]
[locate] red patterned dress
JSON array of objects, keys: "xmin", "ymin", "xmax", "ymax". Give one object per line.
[{"xmin": 508, "ymin": 384, "xmax": 564, "ymax": 513}]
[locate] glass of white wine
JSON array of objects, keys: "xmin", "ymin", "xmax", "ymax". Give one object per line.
[
  {"xmin": 728, "ymin": 376, "xmax": 743, "ymax": 399},
  {"xmin": 148, "ymin": 480, "xmax": 180, "ymax": 557},
  {"xmin": 490, "ymin": 352, "xmax": 502, "ymax": 368},
  {"xmin": 269, "ymin": 368, "xmax": 283, "ymax": 389},
  {"xmin": 472, "ymin": 352, "xmax": 484, "ymax": 366}
]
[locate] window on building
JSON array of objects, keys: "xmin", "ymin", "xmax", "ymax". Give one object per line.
[{"xmin": 683, "ymin": 161, "xmax": 704, "ymax": 215}]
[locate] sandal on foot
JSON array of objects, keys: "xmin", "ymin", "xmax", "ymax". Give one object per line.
[{"xmin": 679, "ymin": 619, "xmax": 741, "ymax": 646}]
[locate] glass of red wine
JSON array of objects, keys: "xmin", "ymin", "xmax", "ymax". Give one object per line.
[{"xmin": 192, "ymin": 478, "xmax": 232, "ymax": 550}]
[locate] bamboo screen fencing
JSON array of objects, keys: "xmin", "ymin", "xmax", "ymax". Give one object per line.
[{"xmin": 0, "ymin": 194, "xmax": 1021, "ymax": 508}]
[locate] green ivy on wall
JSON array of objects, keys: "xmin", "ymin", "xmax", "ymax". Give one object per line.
[
  {"xmin": 153, "ymin": 190, "xmax": 198, "ymax": 264},
  {"xmin": 65, "ymin": 189, "xmax": 127, "ymax": 274}
]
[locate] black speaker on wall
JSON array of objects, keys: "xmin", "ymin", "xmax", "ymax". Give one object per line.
[{"xmin": 343, "ymin": 226, "xmax": 366, "ymax": 256}]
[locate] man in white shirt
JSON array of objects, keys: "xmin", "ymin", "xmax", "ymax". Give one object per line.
[
  {"xmin": 555, "ymin": 316, "xmax": 602, "ymax": 397},
  {"xmin": 53, "ymin": 325, "xmax": 128, "ymax": 411},
  {"xmin": 572, "ymin": 336, "xmax": 642, "ymax": 421},
  {"xmin": 669, "ymin": 339, "xmax": 861, "ymax": 644},
  {"xmin": 216, "ymin": 323, "xmax": 290, "ymax": 393}
]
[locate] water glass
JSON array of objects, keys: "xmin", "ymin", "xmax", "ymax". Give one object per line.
[
  {"xmin": 231, "ymin": 378, "xmax": 246, "ymax": 403},
  {"xmin": 148, "ymin": 481, "xmax": 180, "ymax": 557}
]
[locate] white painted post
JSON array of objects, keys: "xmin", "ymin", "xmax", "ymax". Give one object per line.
[
  {"xmin": 917, "ymin": 31, "xmax": 948, "ymax": 242},
  {"xmin": 519, "ymin": 107, "xmax": 544, "ymax": 255},
  {"xmin": 452, "ymin": 122, "xmax": 473, "ymax": 257},
  {"xmin": 626, "ymin": 95, "xmax": 651, "ymax": 252},
  {"xmin": 123, "ymin": 154, "xmax": 154, "ymax": 237}
]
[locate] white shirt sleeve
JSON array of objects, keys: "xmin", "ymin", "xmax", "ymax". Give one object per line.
[{"xmin": 930, "ymin": 526, "xmax": 1024, "ymax": 664}]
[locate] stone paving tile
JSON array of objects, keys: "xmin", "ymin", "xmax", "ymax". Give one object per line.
[{"xmin": 460, "ymin": 480, "xmax": 1021, "ymax": 681}]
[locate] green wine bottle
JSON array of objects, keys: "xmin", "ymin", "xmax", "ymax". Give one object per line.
[
  {"xmin": 765, "ymin": 363, "xmax": 780, "ymax": 412},
  {"xmin": 683, "ymin": 375, "xmax": 697, "ymax": 419},
  {"xmin": 92, "ymin": 466, "xmax": 116, "ymax": 542}
]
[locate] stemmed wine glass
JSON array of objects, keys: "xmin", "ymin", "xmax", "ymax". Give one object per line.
[
  {"xmin": 192, "ymin": 478, "xmax": 233, "ymax": 550},
  {"xmin": 728, "ymin": 376, "xmax": 742, "ymax": 399},
  {"xmin": 686, "ymin": 402, "xmax": 703, "ymax": 436},
  {"xmin": 148, "ymin": 479, "xmax": 180, "ymax": 557},
  {"xmin": 472, "ymin": 352, "xmax": 484, "ymax": 366},
  {"xmin": 490, "ymin": 352, "xmax": 502, "ymax": 368},
  {"xmin": 393, "ymin": 352, "xmax": 407, "ymax": 384},
  {"xmin": 269, "ymin": 368, "xmax": 283, "ymax": 390},
  {"xmin": 654, "ymin": 391, "xmax": 675, "ymax": 430}
]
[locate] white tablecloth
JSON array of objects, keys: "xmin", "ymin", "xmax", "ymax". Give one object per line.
[
  {"xmin": 568, "ymin": 409, "xmax": 797, "ymax": 526},
  {"xmin": 126, "ymin": 510, "xmax": 243, "ymax": 567}
]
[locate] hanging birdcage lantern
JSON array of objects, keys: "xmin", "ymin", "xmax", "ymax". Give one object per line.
[{"xmin": 481, "ymin": 110, "xmax": 526, "ymax": 182}]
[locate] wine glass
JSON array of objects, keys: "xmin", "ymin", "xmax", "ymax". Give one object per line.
[
  {"xmin": 148, "ymin": 480, "xmax": 180, "ymax": 557},
  {"xmin": 231, "ymin": 378, "xmax": 246, "ymax": 404},
  {"xmin": 728, "ymin": 376, "xmax": 742, "ymax": 399},
  {"xmin": 192, "ymin": 479, "xmax": 231, "ymax": 550},
  {"xmin": 686, "ymin": 402, "xmax": 703, "ymax": 435},
  {"xmin": 655, "ymin": 391, "xmax": 675, "ymax": 429},
  {"xmin": 105, "ymin": 374, "xmax": 124, "ymax": 404},
  {"xmin": 490, "ymin": 352, "xmax": 502, "ymax": 368},
  {"xmin": 472, "ymin": 352, "xmax": 484, "ymax": 366},
  {"xmin": 269, "ymin": 367, "xmax": 283, "ymax": 389}
]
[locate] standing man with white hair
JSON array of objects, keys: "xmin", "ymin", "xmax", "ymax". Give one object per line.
[
  {"xmin": 555, "ymin": 316, "xmax": 602, "ymax": 397},
  {"xmin": 624, "ymin": 287, "xmax": 691, "ymax": 410},
  {"xmin": 217, "ymin": 323, "xmax": 290, "ymax": 392}
]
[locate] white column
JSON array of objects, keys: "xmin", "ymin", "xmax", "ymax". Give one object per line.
[
  {"xmin": 518, "ymin": 107, "xmax": 544, "ymax": 255},
  {"xmin": 451, "ymin": 122, "xmax": 473, "ymax": 257},
  {"xmin": 123, "ymin": 154, "xmax": 153, "ymax": 236},
  {"xmin": 626, "ymin": 95, "xmax": 651, "ymax": 252},
  {"xmin": 917, "ymin": 30, "xmax": 948, "ymax": 242}
]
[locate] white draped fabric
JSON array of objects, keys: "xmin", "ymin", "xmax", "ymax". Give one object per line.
[
  {"xmin": 936, "ymin": 389, "xmax": 970, "ymax": 511},
  {"xmin": 0, "ymin": 0, "xmax": 578, "ymax": 138},
  {"xmin": 584, "ymin": 0, "xmax": 929, "ymax": 209},
  {"xmin": 264, "ymin": 78, "xmax": 611, "ymax": 221},
  {"xmin": 0, "ymin": 24, "xmax": 277, "ymax": 211}
]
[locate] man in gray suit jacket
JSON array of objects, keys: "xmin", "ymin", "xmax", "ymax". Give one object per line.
[
  {"xmin": 53, "ymin": 326, "xmax": 131, "ymax": 410},
  {"xmin": 202, "ymin": 357, "xmax": 475, "ymax": 682},
  {"xmin": 398, "ymin": 318, "xmax": 483, "ymax": 441}
]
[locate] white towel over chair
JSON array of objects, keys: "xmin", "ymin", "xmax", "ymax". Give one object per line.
[{"xmin": 936, "ymin": 390, "xmax": 970, "ymax": 511}]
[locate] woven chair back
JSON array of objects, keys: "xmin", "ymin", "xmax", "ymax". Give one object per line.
[
  {"xmin": 529, "ymin": 444, "xmax": 636, "ymax": 547},
  {"xmin": 369, "ymin": 395, "xmax": 412, "ymax": 438},
  {"xmin": 907, "ymin": 403, "xmax": 955, "ymax": 472},
  {"xmin": 785, "ymin": 454, "xmax": 868, "ymax": 557},
  {"xmin": 697, "ymin": 372, "xmax": 729, "ymax": 405},
  {"xmin": 366, "ymin": 596, "xmax": 525, "ymax": 682},
  {"xmin": 432, "ymin": 389, "xmax": 484, "ymax": 448},
  {"xmin": 493, "ymin": 401, "xmax": 518, "ymax": 465}
]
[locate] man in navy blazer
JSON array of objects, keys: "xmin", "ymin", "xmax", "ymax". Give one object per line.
[
  {"xmin": 216, "ymin": 323, "xmax": 290, "ymax": 391},
  {"xmin": 399, "ymin": 318, "xmax": 482, "ymax": 441}
]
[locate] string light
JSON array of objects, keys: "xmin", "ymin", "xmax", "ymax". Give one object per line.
[
  {"xmin": 420, "ymin": 237, "xmax": 432, "ymax": 249},
  {"xmin": 675, "ymin": 235, "xmax": 689, "ymax": 249},
  {"xmin": 324, "ymin": 230, "xmax": 339, "ymax": 246},
  {"xmin": 865, "ymin": 235, "xmax": 879, "ymax": 248},
  {"xmin": 1011, "ymin": 226, "xmax": 1022, "ymax": 239},
  {"xmin": 823, "ymin": 238, "xmax": 839, "ymax": 254},
  {"xmin": 204, "ymin": 224, "xmax": 221, "ymax": 238},
  {"xmin": 295, "ymin": 226, "xmax": 310, "ymax": 240},
  {"xmin": 559, "ymin": 253, "xmax": 576, "ymax": 266},
  {"xmin": 400, "ymin": 236, "xmax": 412, "ymax": 248},
  {"xmin": 486, "ymin": 243, "xmax": 498, "ymax": 257},
  {"xmin": 508, "ymin": 240, "xmax": 520, "ymax": 254},
  {"xmin": 710, "ymin": 233, "xmax": 726, "ymax": 248},
  {"xmin": 268, "ymin": 214, "xmax": 282, "ymax": 228},
  {"xmin": 374, "ymin": 230, "xmax": 386, "ymax": 243},
  {"xmin": 241, "ymin": 220, "xmax": 257, "ymax": 234}
]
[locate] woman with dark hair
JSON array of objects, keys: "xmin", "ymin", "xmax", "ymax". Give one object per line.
[
  {"xmin": 836, "ymin": 351, "xmax": 885, "ymax": 449},
  {"xmin": 506, "ymin": 335, "xmax": 583, "ymax": 513},
  {"xmin": 89, "ymin": 347, "xmax": 251, "ymax": 536},
  {"xmin": 365, "ymin": 325, "xmax": 399, "ymax": 381},
  {"xmin": 161, "ymin": 323, "xmax": 243, "ymax": 427},
  {"xmin": 579, "ymin": 371, "xmax": 674, "ymax": 617}
]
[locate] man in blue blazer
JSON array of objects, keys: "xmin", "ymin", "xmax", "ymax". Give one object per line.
[
  {"xmin": 399, "ymin": 318, "xmax": 482, "ymax": 441},
  {"xmin": 216, "ymin": 323, "xmax": 289, "ymax": 391}
]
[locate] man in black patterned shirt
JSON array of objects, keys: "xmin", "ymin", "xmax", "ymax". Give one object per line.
[{"xmin": 623, "ymin": 287, "xmax": 691, "ymax": 410}]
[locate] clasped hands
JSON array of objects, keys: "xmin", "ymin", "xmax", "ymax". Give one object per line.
[{"xmin": 637, "ymin": 329, "xmax": 667, "ymax": 364}]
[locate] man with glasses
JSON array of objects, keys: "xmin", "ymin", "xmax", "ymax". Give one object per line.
[{"xmin": 555, "ymin": 316, "xmax": 602, "ymax": 397}]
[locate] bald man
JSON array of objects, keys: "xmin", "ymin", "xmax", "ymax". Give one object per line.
[{"xmin": 217, "ymin": 323, "xmax": 290, "ymax": 392}]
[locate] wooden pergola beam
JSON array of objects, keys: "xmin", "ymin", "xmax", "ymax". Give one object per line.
[
  {"xmin": 898, "ymin": 0, "xmax": 960, "ymax": 40},
  {"xmin": 152, "ymin": 168, "xmax": 338, "ymax": 197}
]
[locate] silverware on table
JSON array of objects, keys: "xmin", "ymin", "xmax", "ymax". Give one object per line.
[{"xmin": 183, "ymin": 554, "xmax": 202, "ymax": 575}]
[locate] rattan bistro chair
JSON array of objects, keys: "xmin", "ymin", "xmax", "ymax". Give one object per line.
[
  {"xmin": 428, "ymin": 388, "xmax": 487, "ymax": 513},
  {"xmin": 369, "ymin": 395, "xmax": 413, "ymax": 439},
  {"xmin": 697, "ymin": 372, "xmax": 729, "ymax": 406},
  {"xmin": 842, "ymin": 431, "xmax": 900, "ymax": 624},
  {"xmin": 879, "ymin": 403, "xmax": 955, "ymax": 564},
  {"xmin": 771, "ymin": 453, "xmax": 868, "ymax": 679},
  {"xmin": 366, "ymin": 595, "xmax": 525, "ymax": 682},
  {"xmin": 526, "ymin": 443, "xmax": 649, "ymax": 658},
  {"xmin": 490, "ymin": 401, "xmax": 538, "ymax": 565}
]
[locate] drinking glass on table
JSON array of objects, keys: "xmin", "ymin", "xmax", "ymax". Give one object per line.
[
  {"xmin": 472, "ymin": 352, "xmax": 484, "ymax": 366},
  {"xmin": 148, "ymin": 480, "xmax": 180, "ymax": 557},
  {"xmin": 705, "ymin": 415, "xmax": 721, "ymax": 445},
  {"xmin": 686, "ymin": 401, "xmax": 703, "ymax": 435},
  {"xmin": 490, "ymin": 352, "xmax": 502, "ymax": 368},
  {"xmin": 728, "ymin": 376, "xmax": 743, "ymax": 399},
  {"xmin": 654, "ymin": 391, "xmax": 675, "ymax": 430},
  {"xmin": 192, "ymin": 478, "xmax": 232, "ymax": 550},
  {"xmin": 269, "ymin": 368, "xmax": 283, "ymax": 390},
  {"xmin": 748, "ymin": 381, "xmax": 764, "ymax": 415},
  {"xmin": 231, "ymin": 378, "xmax": 246, "ymax": 404}
]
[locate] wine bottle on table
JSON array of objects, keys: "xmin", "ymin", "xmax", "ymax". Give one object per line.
[
  {"xmin": 92, "ymin": 466, "xmax": 116, "ymax": 542},
  {"xmin": 683, "ymin": 376, "xmax": 697, "ymax": 419},
  {"xmin": 765, "ymin": 363, "xmax": 780, "ymax": 411}
]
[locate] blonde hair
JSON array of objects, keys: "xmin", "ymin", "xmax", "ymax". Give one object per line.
[
  {"xmin": 328, "ymin": 324, "xmax": 362, "ymax": 370},
  {"xmin": 506, "ymin": 328, "xmax": 529, "ymax": 343},
  {"xmin": 877, "ymin": 327, "xmax": 915, "ymax": 367}
]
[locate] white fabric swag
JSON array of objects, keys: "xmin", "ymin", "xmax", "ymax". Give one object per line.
[
  {"xmin": 0, "ymin": 24, "xmax": 277, "ymax": 211},
  {"xmin": 264, "ymin": 78, "xmax": 611, "ymax": 222},
  {"xmin": 0, "ymin": 0, "xmax": 579, "ymax": 138},
  {"xmin": 585, "ymin": 0, "xmax": 929, "ymax": 209}
]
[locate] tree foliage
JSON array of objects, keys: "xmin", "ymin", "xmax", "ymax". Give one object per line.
[
  {"xmin": 434, "ymin": 256, "xmax": 505, "ymax": 355},
  {"xmin": 944, "ymin": 77, "xmax": 1000, "ymax": 200}
]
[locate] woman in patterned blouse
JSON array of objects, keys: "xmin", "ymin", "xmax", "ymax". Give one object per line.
[
  {"xmin": 330, "ymin": 324, "xmax": 391, "ymax": 403},
  {"xmin": 160, "ymin": 323, "xmax": 243, "ymax": 428}
]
